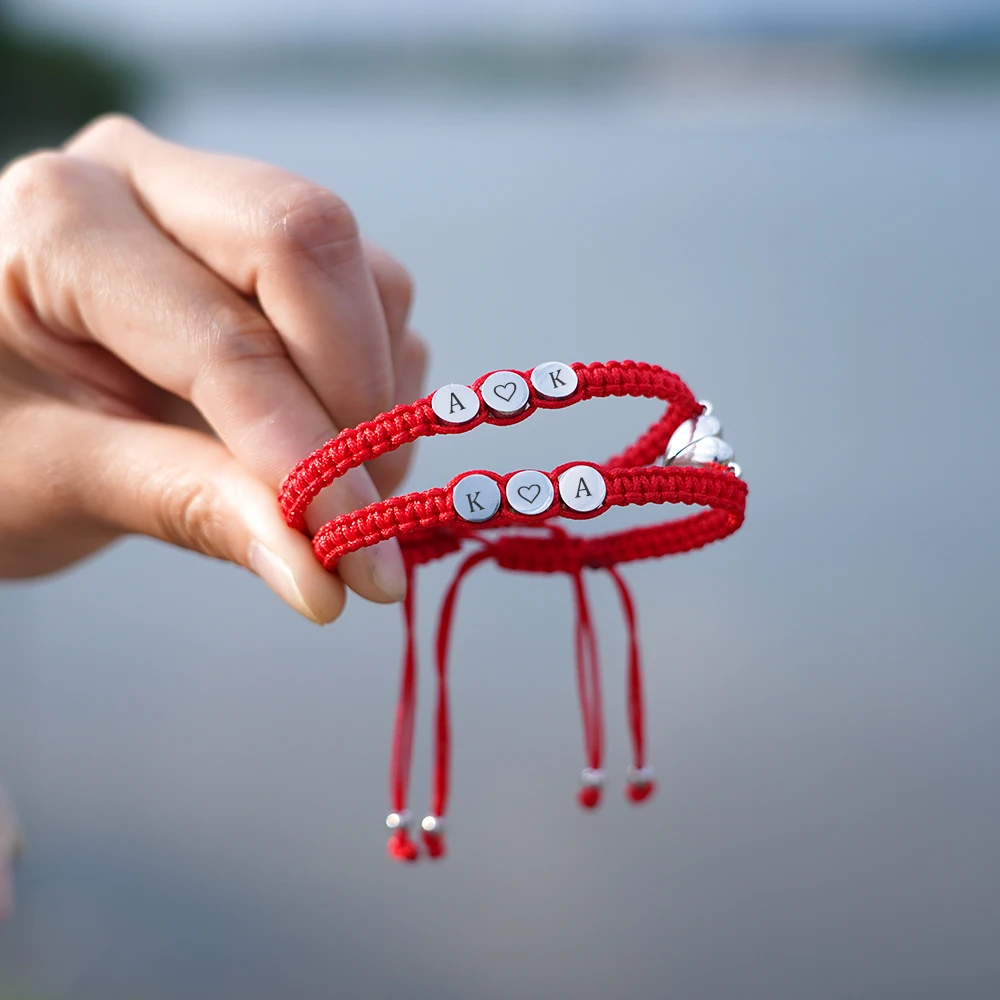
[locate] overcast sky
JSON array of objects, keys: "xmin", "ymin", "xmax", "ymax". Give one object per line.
[{"xmin": 10, "ymin": 0, "xmax": 997, "ymax": 44}]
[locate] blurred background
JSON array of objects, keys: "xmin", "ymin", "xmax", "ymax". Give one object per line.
[{"xmin": 1, "ymin": 1, "xmax": 999, "ymax": 997}]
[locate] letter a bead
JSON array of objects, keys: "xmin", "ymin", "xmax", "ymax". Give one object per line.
[
  {"xmin": 431, "ymin": 384, "xmax": 480, "ymax": 424},
  {"xmin": 453, "ymin": 474, "xmax": 502, "ymax": 523},
  {"xmin": 558, "ymin": 465, "xmax": 606, "ymax": 512}
]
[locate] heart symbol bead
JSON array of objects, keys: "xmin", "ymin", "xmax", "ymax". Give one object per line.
[
  {"xmin": 517, "ymin": 483, "xmax": 542, "ymax": 504},
  {"xmin": 493, "ymin": 382, "xmax": 517, "ymax": 403}
]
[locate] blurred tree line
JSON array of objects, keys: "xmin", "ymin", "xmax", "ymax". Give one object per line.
[{"xmin": 0, "ymin": 1, "xmax": 142, "ymax": 157}]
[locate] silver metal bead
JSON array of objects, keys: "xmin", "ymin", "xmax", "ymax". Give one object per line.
[
  {"xmin": 453, "ymin": 473, "xmax": 502, "ymax": 523},
  {"xmin": 506, "ymin": 469, "xmax": 555, "ymax": 516},
  {"xmin": 580, "ymin": 767, "xmax": 606, "ymax": 788},
  {"xmin": 385, "ymin": 809, "xmax": 412, "ymax": 831},
  {"xmin": 626, "ymin": 765, "xmax": 655, "ymax": 786},
  {"xmin": 558, "ymin": 465, "xmax": 607, "ymax": 513},
  {"xmin": 481, "ymin": 371, "xmax": 530, "ymax": 416},
  {"xmin": 663, "ymin": 401, "xmax": 735, "ymax": 467},
  {"xmin": 431, "ymin": 383, "xmax": 480, "ymax": 424},
  {"xmin": 530, "ymin": 361, "xmax": 578, "ymax": 399},
  {"xmin": 421, "ymin": 815, "xmax": 445, "ymax": 835}
]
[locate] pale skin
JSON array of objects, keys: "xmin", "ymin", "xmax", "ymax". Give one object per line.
[
  {"xmin": 0, "ymin": 113, "xmax": 428, "ymax": 621},
  {"xmin": 0, "ymin": 116, "xmax": 430, "ymax": 917}
]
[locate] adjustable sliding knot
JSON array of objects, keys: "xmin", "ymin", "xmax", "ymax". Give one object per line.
[{"xmin": 492, "ymin": 531, "xmax": 586, "ymax": 575}]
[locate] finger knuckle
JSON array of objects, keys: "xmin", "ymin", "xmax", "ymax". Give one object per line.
[
  {"xmin": 257, "ymin": 183, "xmax": 361, "ymax": 271},
  {"xmin": 66, "ymin": 112, "xmax": 143, "ymax": 151},
  {"xmin": 188, "ymin": 299, "xmax": 287, "ymax": 392},
  {"xmin": 373, "ymin": 254, "xmax": 415, "ymax": 331},
  {"xmin": 0, "ymin": 152, "xmax": 87, "ymax": 226},
  {"xmin": 405, "ymin": 331, "xmax": 429, "ymax": 373},
  {"xmin": 153, "ymin": 475, "xmax": 226, "ymax": 559}
]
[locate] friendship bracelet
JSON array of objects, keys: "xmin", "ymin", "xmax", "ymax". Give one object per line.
[
  {"xmin": 279, "ymin": 360, "xmax": 704, "ymax": 531},
  {"xmin": 312, "ymin": 461, "xmax": 746, "ymax": 571},
  {"xmin": 279, "ymin": 360, "xmax": 747, "ymax": 864}
]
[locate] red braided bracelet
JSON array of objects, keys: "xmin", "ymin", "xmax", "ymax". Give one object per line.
[
  {"xmin": 279, "ymin": 360, "xmax": 703, "ymax": 532},
  {"xmin": 313, "ymin": 462, "xmax": 745, "ymax": 570},
  {"xmin": 279, "ymin": 360, "xmax": 747, "ymax": 863}
]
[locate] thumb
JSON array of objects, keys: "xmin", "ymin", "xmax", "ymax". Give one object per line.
[{"xmin": 75, "ymin": 412, "xmax": 347, "ymax": 624}]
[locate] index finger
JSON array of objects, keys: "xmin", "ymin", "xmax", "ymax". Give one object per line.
[
  {"xmin": 2, "ymin": 147, "xmax": 405, "ymax": 603},
  {"xmin": 67, "ymin": 115, "xmax": 397, "ymax": 513}
]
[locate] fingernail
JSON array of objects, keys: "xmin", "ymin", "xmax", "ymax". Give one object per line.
[
  {"xmin": 369, "ymin": 539, "xmax": 408, "ymax": 602},
  {"xmin": 248, "ymin": 540, "xmax": 325, "ymax": 624}
]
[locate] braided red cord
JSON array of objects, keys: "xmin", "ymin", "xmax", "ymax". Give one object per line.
[
  {"xmin": 421, "ymin": 549, "xmax": 493, "ymax": 860},
  {"xmin": 606, "ymin": 567, "xmax": 655, "ymax": 803},
  {"xmin": 278, "ymin": 358, "xmax": 747, "ymax": 862},
  {"xmin": 572, "ymin": 571, "xmax": 605, "ymax": 810},
  {"xmin": 312, "ymin": 463, "xmax": 746, "ymax": 572},
  {"xmin": 387, "ymin": 563, "xmax": 419, "ymax": 862},
  {"xmin": 279, "ymin": 361, "xmax": 701, "ymax": 532}
]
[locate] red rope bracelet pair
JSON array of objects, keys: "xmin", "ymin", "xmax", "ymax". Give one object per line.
[{"xmin": 279, "ymin": 361, "xmax": 747, "ymax": 862}]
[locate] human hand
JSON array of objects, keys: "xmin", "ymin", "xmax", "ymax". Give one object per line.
[{"xmin": 0, "ymin": 115, "xmax": 427, "ymax": 623}]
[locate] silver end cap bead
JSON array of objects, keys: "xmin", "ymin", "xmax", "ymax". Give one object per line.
[
  {"xmin": 385, "ymin": 809, "xmax": 412, "ymax": 831},
  {"xmin": 580, "ymin": 768, "xmax": 606, "ymax": 788},
  {"xmin": 627, "ymin": 765, "xmax": 655, "ymax": 786},
  {"xmin": 421, "ymin": 815, "xmax": 445, "ymax": 835}
]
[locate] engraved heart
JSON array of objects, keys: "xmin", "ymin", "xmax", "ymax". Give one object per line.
[
  {"xmin": 493, "ymin": 382, "xmax": 517, "ymax": 403},
  {"xmin": 517, "ymin": 483, "xmax": 542, "ymax": 505}
]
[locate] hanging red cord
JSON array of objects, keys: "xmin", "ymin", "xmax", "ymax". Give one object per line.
[
  {"xmin": 607, "ymin": 567, "xmax": 656, "ymax": 803},
  {"xmin": 572, "ymin": 570, "xmax": 605, "ymax": 809},
  {"xmin": 386, "ymin": 563, "xmax": 419, "ymax": 862},
  {"xmin": 423, "ymin": 548, "xmax": 493, "ymax": 859}
]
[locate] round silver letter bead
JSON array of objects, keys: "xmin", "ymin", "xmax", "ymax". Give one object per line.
[
  {"xmin": 530, "ymin": 361, "xmax": 578, "ymax": 399},
  {"xmin": 481, "ymin": 371, "xmax": 530, "ymax": 416},
  {"xmin": 559, "ymin": 465, "xmax": 607, "ymax": 513},
  {"xmin": 431, "ymin": 383, "xmax": 480, "ymax": 424},
  {"xmin": 505, "ymin": 469, "xmax": 554, "ymax": 516},
  {"xmin": 453, "ymin": 474, "xmax": 502, "ymax": 523}
]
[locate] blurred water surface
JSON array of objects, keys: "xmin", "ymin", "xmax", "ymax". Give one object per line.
[{"xmin": 1, "ymin": 79, "xmax": 999, "ymax": 998}]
